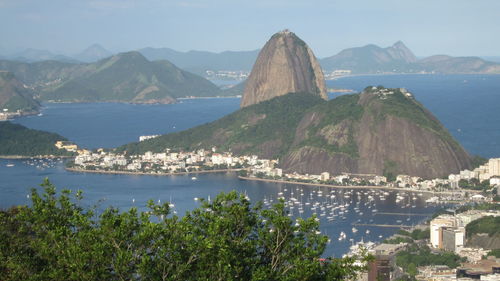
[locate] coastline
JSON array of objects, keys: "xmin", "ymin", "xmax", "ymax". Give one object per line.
[
  {"xmin": 237, "ymin": 176, "xmax": 477, "ymax": 195},
  {"xmin": 65, "ymin": 166, "xmax": 248, "ymax": 176},
  {"xmin": 0, "ymin": 155, "xmax": 74, "ymax": 160}
]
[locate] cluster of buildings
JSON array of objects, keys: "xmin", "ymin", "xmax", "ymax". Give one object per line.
[
  {"xmin": 72, "ymin": 147, "xmax": 272, "ymax": 174},
  {"xmin": 0, "ymin": 108, "xmax": 30, "ymax": 121},
  {"xmin": 367, "ymin": 86, "xmax": 414, "ymax": 99},
  {"xmin": 346, "ymin": 240, "xmax": 410, "ymax": 281},
  {"xmin": 430, "ymin": 210, "xmax": 500, "ymax": 256},
  {"xmin": 204, "ymin": 70, "xmax": 249, "ymax": 80},
  {"xmin": 415, "ymin": 258, "xmax": 500, "ymax": 281},
  {"xmin": 447, "ymin": 158, "xmax": 500, "ymax": 188},
  {"xmin": 277, "ymin": 171, "xmax": 388, "ymax": 186},
  {"xmin": 324, "ymin": 69, "xmax": 352, "ymax": 80},
  {"xmin": 362, "ymin": 209, "xmax": 500, "ymax": 281},
  {"xmin": 422, "ymin": 210, "xmax": 500, "ymax": 280},
  {"xmin": 138, "ymin": 135, "xmax": 160, "ymax": 142}
]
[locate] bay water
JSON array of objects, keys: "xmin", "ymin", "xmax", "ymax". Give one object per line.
[{"xmin": 2, "ymin": 74, "xmax": 499, "ymax": 256}]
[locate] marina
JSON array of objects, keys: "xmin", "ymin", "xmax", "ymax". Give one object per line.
[{"xmin": 2, "ymin": 74, "xmax": 500, "ymax": 257}]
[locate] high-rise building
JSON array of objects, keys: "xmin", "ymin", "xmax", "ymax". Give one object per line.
[{"xmin": 430, "ymin": 215, "xmax": 456, "ymax": 249}]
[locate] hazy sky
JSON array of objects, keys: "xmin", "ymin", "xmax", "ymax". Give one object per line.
[{"xmin": 1, "ymin": 0, "xmax": 499, "ymax": 57}]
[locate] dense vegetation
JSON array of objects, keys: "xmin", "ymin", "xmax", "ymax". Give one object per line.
[
  {"xmin": 43, "ymin": 52, "xmax": 221, "ymax": 102},
  {"xmin": 455, "ymin": 202, "xmax": 500, "ymax": 213},
  {"xmin": 0, "ymin": 121, "xmax": 73, "ymax": 156},
  {"xmin": 297, "ymin": 94, "xmax": 363, "ymax": 158},
  {"xmin": 118, "ymin": 92, "xmax": 326, "ymax": 157},
  {"xmin": 0, "ymin": 179, "xmax": 369, "ymax": 281},
  {"xmin": 397, "ymin": 228, "xmax": 430, "ymax": 240},
  {"xmin": 458, "ymin": 178, "xmax": 491, "ymax": 191},
  {"xmin": 488, "ymin": 249, "xmax": 500, "ymax": 258},
  {"xmin": 395, "ymin": 244, "xmax": 465, "ymax": 278},
  {"xmin": 466, "ymin": 216, "xmax": 500, "ymax": 238}
]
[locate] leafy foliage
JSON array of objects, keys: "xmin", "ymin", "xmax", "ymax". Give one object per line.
[
  {"xmin": 458, "ymin": 178, "xmax": 491, "ymax": 191},
  {"xmin": 297, "ymin": 94, "xmax": 363, "ymax": 158},
  {"xmin": 0, "ymin": 121, "xmax": 74, "ymax": 156},
  {"xmin": 488, "ymin": 249, "xmax": 500, "ymax": 258},
  {"xmin": 471, "ymin": 155, "xmax": 488, "ymax": 169},
  {"xmin": 383, "ymin": 236, "xmax": 413, "ymax": 244},
  {"xmin": 397, "ymin": 228, "xmax": 430, "ymax": 240},
  {"xmin": 466, "ymin": 216, "xmax": 500, "ymax": 238},
  {"xmin": 0, "ymin": 179, "xmax": 369, "ymax": 281},
  {"xmin": 395, "ymin": 244, "xmax": 464, "ymax": 277}
]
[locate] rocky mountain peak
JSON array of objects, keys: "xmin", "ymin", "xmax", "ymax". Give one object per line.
[
  {"xmin": 388, "ymin": 41, "xmax": 417, "ymax": 63},
  {"xmin": 240, "ymin": 30, "xmax": 327, "ymax": 108}
]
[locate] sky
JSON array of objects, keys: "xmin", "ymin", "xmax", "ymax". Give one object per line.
[{"xmin": 0, "ymin": 0, "xmax": 499, "ymax": 58}]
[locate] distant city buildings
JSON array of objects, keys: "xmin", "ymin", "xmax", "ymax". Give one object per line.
[
  {"xmin": 205, "ymin": 70, "xmax": 249, "ymax": 81},
  {"xmin": 324, "ymin": 69, "xmax": 352, "ymax": 80},
  {"xmin": 139, "ymin": 135, "xmax": 160, "ymax": 142}
]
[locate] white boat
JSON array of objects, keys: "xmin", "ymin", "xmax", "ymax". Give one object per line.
[
  {"xmin": 191, "ymin": 176, "xmax": 197, "ymax": 180},
  {"xmin": 6, "ymin": 163, "xmax": 15, "ymax": 167}
]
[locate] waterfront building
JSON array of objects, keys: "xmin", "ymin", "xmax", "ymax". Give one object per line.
[{"xmin": 55, "ymin": 141, "xmax": 78, "ymax": 152}]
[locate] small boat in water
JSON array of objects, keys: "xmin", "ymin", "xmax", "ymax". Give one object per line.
[
  {"xmin": 191, "ymin": 176, "xmax": 197, "ymax": 180},
  {"xmin": 6, "ymin": 163, "xmax": 14, "ymax": 167}
]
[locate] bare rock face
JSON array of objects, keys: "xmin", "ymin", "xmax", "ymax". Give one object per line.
[
  {"xmin": 240, "ymin": 30, "xmax": 327, "ymax": 108},
  {"xmin": 281, "ymin": 87, "xmax": 473, "ymax": 179}
]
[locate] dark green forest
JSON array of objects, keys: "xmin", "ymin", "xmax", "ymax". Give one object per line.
[{"xmin": 0, "ymin": 121, "xmax": 74, "ymax": 156}]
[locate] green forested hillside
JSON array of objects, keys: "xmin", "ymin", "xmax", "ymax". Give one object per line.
[
  {"xmin": 118, "ymin": 92, "xmax": 325, "ymax": 157},
  {"xmin": 0, "ymin": 122, "xmax": 73, "ymax": 156},
  {"xmin": 0, "ymin": 52, "xmax": 224, "ymax": 104},
  {"xmin": 118, "ymin": 87, "xmax": 472, "ymax": 179},
  {"xmin": 42, "ymin": 52, "xmax": 222, "ymax": 102},
  {"xmin": 466, "ymin": 216, "xmax": 500, "ymax": 238},
  {"xmin": 0, "ymin": 72, "xmax": 40, "ymax": 112}
]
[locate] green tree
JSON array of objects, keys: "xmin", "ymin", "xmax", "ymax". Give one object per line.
[{"xmin": 0, "ymin": 179, "xmax": 370, "ymax": 281}]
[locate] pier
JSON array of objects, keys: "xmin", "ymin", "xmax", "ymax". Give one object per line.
[
  {"xmin": 374, "ymin": 212, "xmax": 432, "ymax": 217},
  {"xmin": 352, "ymin": 223, "xmax": 413, "ymax": 229}
]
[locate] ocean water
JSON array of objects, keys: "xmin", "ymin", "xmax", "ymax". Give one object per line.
[
  {"xmin": 328, "ymin": 74, "xmax": 500, "ymax": 158},
  {"xmin": 0, "ymin": 158, "xmax": 441, "ymax": 257},
  {"xmin": 2, "ymin": 74, "xmax": 499, "ymax": 257}
]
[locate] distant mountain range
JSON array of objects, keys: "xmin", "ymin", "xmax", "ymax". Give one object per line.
[
  {"xmin": 0, "ymin": 44, "xmax": 113, "ymax": 64},
  {"xmin": 0, "ymin": 52, "xmax": 222, "ymax": 104},
  {"xmin": 320, "ymin": 41, "xmax": 418, "ymax": 73},
  {"xmin": 138, "ymin": 47, "xmax": 260, "ymax": 75},
  {"xmin": 320, "ymin": 42, "xmax": 500, "ymax": 74},
  {"xmin": 74, "ymin": 44, "xmax": 113, "ymax": 63},
  {"xmin": 2, "ymin": 42, "xmax": 499, "ymax": 75}
]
